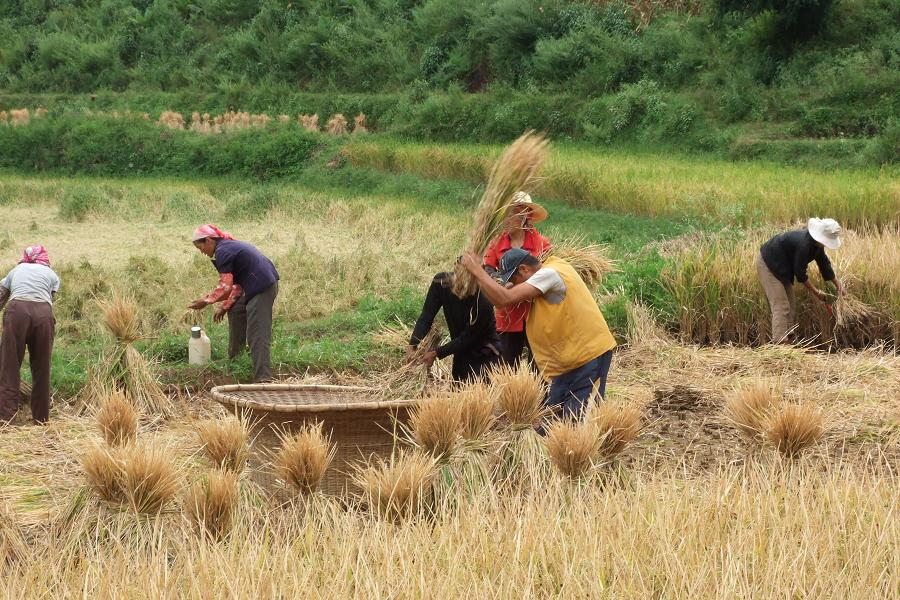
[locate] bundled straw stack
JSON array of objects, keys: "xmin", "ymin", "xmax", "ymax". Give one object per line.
[
  {"xmin": 81, "ymin": 292, "xmax": 174, "ymax": 416},
  {"xmin": 540, "ymin": 237, "xmax": 617, "ymax": 289},
  {"xmin": 452, "ymin": 131, "xmax": 550, "ymax": 298}
]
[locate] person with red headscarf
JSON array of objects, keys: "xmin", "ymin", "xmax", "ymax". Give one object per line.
[
  {"xmin": 0, "ymin": 245, "xmax": 60, "ymax": 425},
  {"xmin": 482, "ymin": 192, "xmax": 551, "ymax": 366},
  {"xmin": 188, "ymin": 225, "xmax": 280, "ymax": 382}
]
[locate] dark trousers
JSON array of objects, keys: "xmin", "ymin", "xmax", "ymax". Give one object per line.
[
  {"xmin": 545, "ymin": 350, "xmax": 614, "ymax": 422},
  {"xmin": 498, "ymin": 330, "xmax": 529, "ymax": 366},
  {"xmin": 0, "ymin": 300, "xmax": 55, "ymax": 423},
  {"xmin": 228, "ymin": 282, "xmax": 278, "ymax": 382},
  {"xmin": 451, "ymin": 346, "xmax": 500, "ymax": 383}
]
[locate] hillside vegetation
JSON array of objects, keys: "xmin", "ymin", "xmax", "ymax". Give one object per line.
[{"xmin": 0, "ymin": 0, "xmax": 897, "ymax": 165}]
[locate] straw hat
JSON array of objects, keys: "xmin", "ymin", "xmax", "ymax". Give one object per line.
[
  {"xmin": 807, "ymin": 217, "xmax": 842, "ymax": 250},
  {"xmin": 510, "ymin": 191, "xmax": 548, "ymax": 224}
]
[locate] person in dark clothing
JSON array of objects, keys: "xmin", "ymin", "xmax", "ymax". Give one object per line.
[
  {"xmin": 407, "ymin": 272, "xmax": 500, "ymax": 382},
  {"xmin": 757, "ymin": 218, "xmax": 844, "ymax": 343},
  {"xmin": 188, "ymin": 224, "xmax": 280, "ymax": 382}
]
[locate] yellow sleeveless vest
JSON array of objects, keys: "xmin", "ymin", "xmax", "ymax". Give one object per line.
[{"xmin": 525, "ymin": 257, "xmax": 617, "ymax": 380}]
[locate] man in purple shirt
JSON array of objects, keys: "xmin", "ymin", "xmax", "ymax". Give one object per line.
[{"xmin": 188, "ymin": 224, "xmax": 279, "ymax": 381}]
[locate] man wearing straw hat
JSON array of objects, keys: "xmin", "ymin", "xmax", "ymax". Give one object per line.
[
  {"xmin": 461, "ymin": 248, "xmax": 616, "ymax": 422},
  {"xmin": 188, "ymin": 224, "xmax": 279, "ymax": 382},
  {"xmin": 757, "ymin": 218, "xmax": 844, "ymax": 343},
  {"xmin": 483, "ymin": 191, "xmax": 551, "ymax": 366}
]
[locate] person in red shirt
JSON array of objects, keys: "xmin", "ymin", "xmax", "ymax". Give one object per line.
[{"xmin": 482, "ymin": 192, "xmax": 551, "ymax": 365}]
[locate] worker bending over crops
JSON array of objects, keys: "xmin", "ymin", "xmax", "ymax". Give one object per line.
[
  {"xmin": 757, "ymin": 218, "xmax": 843, "ymax": 343},
  {"xmin": 461, "ymin": 248, "xmax": 616, "ymax": 422},
  {"xmin": 482, "ymin": 192, "xmax": 551, "ymax": 366},
  {"xmin": 188, "ymin": 224, "xmax": 279, "ymax": 382},
  {"xmin": 407, "ymin": 272, "xmax": 500, "ymax": 382},
  {"xmin": 0, "ymin": 245, "xmax": 60, "ymax": 425}
]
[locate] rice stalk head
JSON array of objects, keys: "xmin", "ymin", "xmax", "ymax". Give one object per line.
[
  {"xmin": 95, "ymin": 387, "xmax": 138, "ymax": 446},
  {"xmin": 490, "ymin": 361, "xmax": 547, "ymax": 429},
  {"xmin": 766, "ymin": 402, "xmax": 824, "ymax": 457},
  {"xmin": 456, "ymin": 378, "xmax": 498, "ymax": 440},
  {"xmin": 726, "ymin": 379, "xmax": 778, "ymax": 440},
  {"xmin": 81, "ymin": 441, "xmax": 126, "ymax": 504},
  {"xmin": 590, "ymin": 402, "xmax": 642, "ymax": 458},
  {"xmin": 183, "ymin": 468, "xmax": 238, "ymax": 540},
  {"xmin": 408, "ymin": 393, "xmax": 462, "ymax": 459},
  {"xmin": 273, "ymin": 422, "xmax": 336, "ymax": 495},
  {"xmin": 544, "ymin": 419, "xmax": 602, "ymax": 478},
  {"xmin": 353, "ymin": 450, "xmax": 436, "ymax": 520},
  {"xmin": 120, "ymin": 441, "xmax": 181, "ymax": 514},
  {"xmin": 541, "ymin": 238, "xmax": 617, "ymax": 289},
  {"xmin": 97, "ymin": 292, "xmax": 141, "ymax": 344},
  {"xmin": 196, "ymin": 417, "xmax": 250, "ymax": 473}
]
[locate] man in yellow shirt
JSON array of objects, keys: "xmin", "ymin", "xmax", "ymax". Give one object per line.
[{"xmin": 462, "ymin": 248, "xmax": 616, "ymax": 421}]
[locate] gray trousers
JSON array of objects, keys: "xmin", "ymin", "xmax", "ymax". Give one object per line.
[{"xmin": 228, "ymin": 282, "xmax": 278, "ymax": 382}]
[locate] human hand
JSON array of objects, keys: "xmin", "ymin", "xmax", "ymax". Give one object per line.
[
  {"xmin": 213, "ymin": 307, "xmax": 228, "ymax": 323},
  {"xmin": 188, "ymin": 299, "xmax": 208, "ymax": 310},
  {"xmin": 459, "ymin": 251, "xmax": 482, "ymax": 274},
  {"xmin": 405, "ymin": 345, "xmax": 417, "ymax": 364},
  {"xmin": 421, "ymin": 350, "xmax": 438, "ymax": 367}
]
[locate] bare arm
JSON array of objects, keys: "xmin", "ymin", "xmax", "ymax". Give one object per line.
[{"xmin": 461, "ymin": 252, "xmax": 542, "ymax": 309}]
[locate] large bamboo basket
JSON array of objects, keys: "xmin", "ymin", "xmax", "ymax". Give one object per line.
[{"xmin": 210, "ymin": 384, "xmax": 417, "ymax": 499}]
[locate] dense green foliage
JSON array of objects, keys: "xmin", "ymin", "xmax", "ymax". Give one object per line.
[{"xmin": 0, "ymin": 0, "xmax": 897, "ymax": 161}]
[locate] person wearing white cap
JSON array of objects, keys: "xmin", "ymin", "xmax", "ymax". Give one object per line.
[{"xmin": 757, "ymin": 218, "xmax": 844, "ymax": 343}]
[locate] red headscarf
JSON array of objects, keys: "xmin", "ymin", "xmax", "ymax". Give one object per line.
[
  {"xmin": 192, "ymin": 224, "xmax": 235, "ymax": 242},
  {"xmin": 20, "ymin": 245, "xmax": 50, "ymax": 267}
]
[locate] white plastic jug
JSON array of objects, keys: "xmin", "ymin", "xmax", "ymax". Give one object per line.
[{"xmin": 188, "ymin": 326, "xmax": 211, "ymax": 366}]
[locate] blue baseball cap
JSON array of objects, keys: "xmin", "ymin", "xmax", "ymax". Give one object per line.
[{"xmin": 498, "ymin": 248, "xmax": 532, "ymax": 285}]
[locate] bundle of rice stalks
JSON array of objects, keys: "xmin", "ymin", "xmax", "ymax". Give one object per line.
[
  {"xmin": 374, "ymin": 320, "xmax": 449, "ymax": 397},
  {"xmin": 273, "ymin": 422, "xmax": 336, "ymax": 496},
  {"xmin": 81, "ymin": 442, "xmax": 126, "ymax": 504},
  {"xmin": 96, "ymin": 387, "xmax": 138, "ymax": 446},
  {"xmin": 326, "ymin": 114, "xmax": 348, "ymax": 135},
  {"xmin": 456, "ymin": 379, "xmax": 498, "ymax": 440},
  {"xmin": 299, "ymin": 114, "xmax": 319, "ymax": 132},
  {"xmin": 830, "ymin": 293, "xmax": 894, "ymax": 349},
  {"xmin": 120, "ymin": 441, "xmax": 182, "ymax": 514},
  {"xmin": 544, "ymin": 420, "xmax": 602, "ymax": 478},
  {"xmin": 766, "ymin": 402, "xmax": 824, "ymax": 458},
  {"xmin": 590, "ymin": 402, "xmax": 642, "ymax": 459},
  {"xmin": 10, "ymin": 108, "xmax": 30, "ymax": 126},
  {"xmin": 183, "ymin": 468, "xmax": 238, "ymax": 540},
  {"xmin": 352, "ymin": 113, "xmax": 368, "ymax": 135},
  {"xmin": 725, "ymin": 379, "xmax": 778, "ymax": 441},
  {"xmin": 157, "ymin": 110, "xmax": 185, "ymax": 130},
  {"xmin": 490, "ymin": 361, "xmax": 547, "ymax": 429},
  {"xmin": 277, "ymin": 114, "xmax": 290, "ymax": 123},
  {"xmin": 353, "ymin": 450, "xmax": 436, "ymax": 520},
  {"xmin": 452, "ymin": 131, "xmax": 549, "ymax": 298},
  {"xmin": 0, "ymin": 110, "xmax": 7, "ymax": 125},
  {"xmin": 541, "ymin": 238, "xmax": 617, "ymax": 289},
  {"xmin": 85, "ymin": 293, "xmax": 174, "ymax": 416},
  {"xmin": 196, "ymin": 417, "xmax": 250, "ymax": 473},
  {"xmin": 408, "ymin": 393, "xmax": 462, "ymax": 460}
]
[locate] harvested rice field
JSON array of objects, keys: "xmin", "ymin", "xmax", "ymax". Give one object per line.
[{"xmin": 1, "ymin": 147, "xmax": 899, "ymax": 598}]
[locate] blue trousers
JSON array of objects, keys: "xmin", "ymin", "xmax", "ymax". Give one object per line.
[{"xmin": 545, "ymin": 350, "xmax": 614, "ymax": 421}]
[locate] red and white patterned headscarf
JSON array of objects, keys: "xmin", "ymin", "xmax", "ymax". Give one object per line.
[
  {"xmin": 192, "ymin": 224, "xmax": 235, "ymax": 242},
  {"xmin": 20, "ymin": 245, "xmax": 50, "ymax": 267}
]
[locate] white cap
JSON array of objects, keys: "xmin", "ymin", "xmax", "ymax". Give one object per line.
[{"xmin": 808, "ymin": 218, "xmax": 842, "ymax": 250}]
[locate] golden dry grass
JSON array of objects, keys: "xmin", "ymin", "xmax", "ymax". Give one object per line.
[
  {"xmin": 98, "ymin": 292, "xmax": 141, "ymax": 344},
  {"xmin": 182, "ymin": 468, "xmax": 238, "ymax": 540},
  {"xmin": 455, "ymin": 379, "xmax": 498, "ymax": 440},
  {"xmin": 590, "ymin": 401, "xmax": 642, "ymax": 458},
  {"xmin": 196, "ymin": 417, "xmax": 250, "ymax": 473},
  {"xmin": 273, "ymin": 422, "xmax": 336, "ymax": 496},
  {"xmin": 80, "ymin": 442, "xmax": 125, "ymax": 504},
  {"xmin": 326, "ymin": 113, "xmax": 348, "ymax": 135}
]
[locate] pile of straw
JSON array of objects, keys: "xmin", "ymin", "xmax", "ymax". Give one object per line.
[
  {"xmin": 372, "ymin": 320, "xmax": 450, "ymax": 397},
  {"xmin": 299, "ymin": 114, "xmax": 319, "ymax": 132},
  {"xmin": 82, "ymin": 293, "xmax": 174, "ymax": 416},
  {"xmin": 540, "ymin": 237, "xmax": 617, "ymax": 289},
  {"xmin": 452, "ymin": 131, "xmax": 549, "ymax": 298},
  {"xmin": 352, "ymin": 114, "xmax": 368, "ymax": 135},
  {"xmin": 326, "ymin": 114, "xmax": 348, "ymax": 135}
]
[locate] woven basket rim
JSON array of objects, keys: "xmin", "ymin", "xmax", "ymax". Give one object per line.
[{"xmin": 209, "ymin": 383, "xmax": 416, "ymax": 413}]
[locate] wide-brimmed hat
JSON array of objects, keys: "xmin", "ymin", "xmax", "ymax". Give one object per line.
[
  {"xmin": 807, "ymin": 217, "xmax": 842, "ymax": 250},
  {"xmin": 509, "ymin": 191, "xmax": 548, "ymax": 224}
]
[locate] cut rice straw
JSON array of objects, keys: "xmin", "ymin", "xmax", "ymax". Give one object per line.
[
  {"xmin": 541, "ymin": 237, "xmax": 617, "ymax": 289},
  {"xmin": 453, "ymin": 131, "xmax": 549, "ymax": 298}
]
